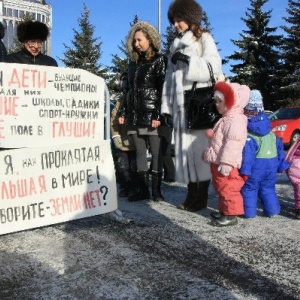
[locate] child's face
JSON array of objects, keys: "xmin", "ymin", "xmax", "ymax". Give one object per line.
[{"xmin": 214, "ymin": 96, "xmax": 227, "ymax": 115}]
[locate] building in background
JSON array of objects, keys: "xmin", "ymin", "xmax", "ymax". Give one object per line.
[{"xmin": 0, "ymin": 0, "xmax": 53, "ymax": 55}]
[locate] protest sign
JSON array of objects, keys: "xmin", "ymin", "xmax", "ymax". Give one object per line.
[
  {"xmin": 0, "ymin": 140, "xmax": 117, "ymax": 235},
  {"xmin": 0, "ymin": 63, "xmax": 105, "ymax": 148}
]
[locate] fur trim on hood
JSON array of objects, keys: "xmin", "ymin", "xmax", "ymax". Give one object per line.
[
  {"xmin": 17, "ymin": 20, "xmax": 49, "ymax": 42},
  {"xmin": 214, "ymin": 81, "xmax": 250, "ymax": 111},
  {"xmin": 168, "ymin": 0, "xmax": 202, "ymax": 25},
  {"xmin": 126, "ymin": 21, "xmax": 161, "ymax": 62}
]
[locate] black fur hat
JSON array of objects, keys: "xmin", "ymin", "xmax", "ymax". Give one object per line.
[
  {"xmin": 17, "ymin": 20, "xmax": 49, "ymax": 42},
  {"xmin": 168, "ymin": 0, "xmax": 202, "ymax": 25}
]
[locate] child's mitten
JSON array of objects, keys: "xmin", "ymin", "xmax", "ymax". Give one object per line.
[
  {"xmin": 218, "ymin": 163, "xmax": 233, "ymax": 176},
  {"xmin": 206, "ymin": 129, "xmax": 214, "ymax": 139}
]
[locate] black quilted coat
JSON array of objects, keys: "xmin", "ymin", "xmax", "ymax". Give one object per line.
[
  {"xmin": 120, "ymin": 53, "xmax": 166, "ymax": 127},
  {"xmin": 6, "ymin": 47, "xmax": 58, "ymax": 66}
]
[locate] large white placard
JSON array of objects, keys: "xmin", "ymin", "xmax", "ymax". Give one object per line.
[
  {"xmin": 0, "ymin": 63, "xmax": 105, "ymax": 148},
  {"xmin": 0, "ymin": 140, "xmax": 117, "ymax": 235}
]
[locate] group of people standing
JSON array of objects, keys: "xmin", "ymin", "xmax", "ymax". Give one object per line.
[
  {"xmin": 0, "ymin": 0, "xmax": 298, "ymax": 226},
  {"xmin": 113, "ymin": 0, "xmax": 298, "ymax": 226},
  {"xmin": 115, "ymin": 0, "xmax": 219, "ymax": 205}
]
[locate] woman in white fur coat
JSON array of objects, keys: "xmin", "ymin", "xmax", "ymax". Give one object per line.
[{"xmin": 161, "ymin": 0, "xmax": 223, "ymax": 212}]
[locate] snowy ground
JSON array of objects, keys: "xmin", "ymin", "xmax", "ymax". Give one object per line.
[{"xmin": 0, "ymin": 173, "xmax": 299, "ymax": 300}]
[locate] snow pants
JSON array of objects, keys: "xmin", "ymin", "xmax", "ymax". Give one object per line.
[
  {"xmin": 241, "ymin": 166, "xmax": 280, "ymax": 218},
  {"xmin": 291, "ymin": 183, "xmax": 300, "ymax": 209},
  {"xmin": 287, "ymin": 157, "xmax": 300, "ymax": 209},
  {"xmin": 211, "ymin": 164, "xmax": 245, "ymax": 215}
]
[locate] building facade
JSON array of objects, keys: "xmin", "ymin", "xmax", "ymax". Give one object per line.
[{"xmin": 0, "ymin": 0, "xmax": 53, "ymax": 55}]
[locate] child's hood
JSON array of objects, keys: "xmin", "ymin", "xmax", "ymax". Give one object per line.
[
  {"xmin": 247, "ymin": 113, "xmax": 271, "ymax": 136},
  {"xmin": 286, "ymin": 138, "xmax": 300, "ymax": 162},
  {"xmin": 214, "ymin": 81, "xmax": 250, "ymax": 112}
]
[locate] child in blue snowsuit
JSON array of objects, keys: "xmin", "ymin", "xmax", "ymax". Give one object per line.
[{"xmin": 240, "ymin": 90, "xmax": 290, "ymax": 218}]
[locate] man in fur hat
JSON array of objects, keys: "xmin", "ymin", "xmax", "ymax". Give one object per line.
[{"xmin": 6, "ymin": 20, "xmax": 58, "ymax": 66}]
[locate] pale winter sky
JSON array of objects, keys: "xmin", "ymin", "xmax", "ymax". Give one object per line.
[{"xmin": 49, "ymin": 0, "xmax": 288, "ymax": 76}]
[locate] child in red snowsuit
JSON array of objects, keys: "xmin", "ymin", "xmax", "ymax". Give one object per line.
[{"xmin": 203, "ymin": 82, "xmax": 250, "ymax": 226}]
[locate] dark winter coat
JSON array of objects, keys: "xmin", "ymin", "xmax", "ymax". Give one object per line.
[
  {"xmin": 0, "ymin": 22, "xmax": 7, "ymax": 62},
  {"xmin": 111, "ymin": 100, "xmax": 135, "ymax": 151},
  {"xmin": 0, "ymin": 40, "xmax": 7, "ymax": 62},
  {"xmin": 6, "ymin": 47, "xmax": 58, "ymax": 66},
  {"xmin": 240, "ymin": 112, "xmax": 290, "ymax": 218},
  {"xmin": 120, "ymin": 54, "xmax": 166, "ymax": 127}
]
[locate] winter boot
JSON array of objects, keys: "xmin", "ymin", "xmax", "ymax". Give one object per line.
[
  {"xmin": 118, "ymin": 185, "xmax": 129, "ymax": 197},
  {"xmin": 152, "ymin": 172, "xmax": 164, "ymax": 202},
  {"xmin": 128, "ymin": 171, "xmax": 150, "ymax": 201},
  {"xmin": 210, "ymin": 211, "xmax": 223, "ymax": 219},
  {"xmin": 127, "ymin": 175, "xmax": 139, "ymax": 200},
  {"xmin": 186, "ymin": 180, "xmax": 210, "ymax": 212},
  {"xmin": 212, "ymin": 215, "xmax": 238, "ymax": 227},
  {"xmin": 177, "ymin": 182, "xmax": 198, "ymax": 210}
]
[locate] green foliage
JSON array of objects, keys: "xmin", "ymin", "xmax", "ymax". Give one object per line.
[
  {"xmin": 161, "ymin": 24, "xmax": 176, "ymax": 56},
  {"xmin": 106, "ymin": 15, "xmax": 139, "ymax": 102},
  {"xmin": 276, "ymin": 0, "xmax": 300, "ymax": 107},
  {"xmin": 227, "ymin": 0, "xmax": 283, "ymax": 110},
  {"xmin": 60, "ymin": 4, "xmax": 108, "ymax": 78},
  {"xmin": 201, "ymin": 10, "xmax": 211, "ymax": 32}
]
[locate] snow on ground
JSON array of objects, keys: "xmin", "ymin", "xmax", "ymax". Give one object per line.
[{"xmin": 0, "ymin": 173, "xmax": 299, "ymax": 300}]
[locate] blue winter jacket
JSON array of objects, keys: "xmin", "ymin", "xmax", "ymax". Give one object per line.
[{"xmin": 240, "ymin": 113, "xmax": 289, "ymax": 176}]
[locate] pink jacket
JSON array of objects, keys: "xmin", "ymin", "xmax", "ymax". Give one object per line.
[
  {"xmin": 286, "ymin": 138, "xmax": 300, "ymax": 185},
  {"xmin": 203, "ymin": 82, "xmax": 250, "ymax": 168}
]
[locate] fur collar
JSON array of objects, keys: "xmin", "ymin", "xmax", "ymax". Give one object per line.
[{"xmin": 170, "ymin": 31, "xmax": 196, "ymax": 53}]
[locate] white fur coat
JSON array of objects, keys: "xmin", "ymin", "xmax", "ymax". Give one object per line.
[{"xmin": 161, "ymin": 31, "xmax": 223, "ymax": 183}]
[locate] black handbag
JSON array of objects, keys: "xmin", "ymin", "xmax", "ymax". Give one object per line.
[{"xmin": 184, "ymin": 63, "xmax": 221, "ymax": 130}]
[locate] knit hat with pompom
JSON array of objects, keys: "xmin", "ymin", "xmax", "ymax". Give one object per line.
[{"xmin": 244, "ymin": 90, "xmax": 264, "ymax": 119}]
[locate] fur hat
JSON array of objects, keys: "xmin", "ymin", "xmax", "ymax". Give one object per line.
[
  {"xmin": 0, "ymin": 22, "xmax": 5, "ymax": 39},
  {"xmin": 17, "ymin": 20, "xmax": 49, "ymax": 42},
  {"xmin": 244, "ymin": 90, "xmax": 264, "ymax": 119},
  {"xmin": 168, "ymin": 0, "xmax": 202, "ymax": 25},
  {"xmin": 214, "ymin": 81, "xmax": 250, "ymax": 110},
  {"xmin": 126, "ymin": 21, "xmax": 161, "ymax": 61}
]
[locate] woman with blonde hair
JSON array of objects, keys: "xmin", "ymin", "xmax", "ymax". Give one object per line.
[{"xmin": 119, "ymin": 21, "xmax": 167, "ymax": 202}]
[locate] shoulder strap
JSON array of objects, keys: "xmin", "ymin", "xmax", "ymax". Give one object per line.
[
  {"xmin": 192, "ymin": 62, "xmax": 215, "ymax": 91},
  {"xmin": 207, "ymin": 63, "xmax": 215, "ymax": 84}
]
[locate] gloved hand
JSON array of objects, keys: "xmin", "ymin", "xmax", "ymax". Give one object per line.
[
  {"xmin": 161, "ymin": 113, "xmax": 173, "ymax": 127},
  {"xmin": 218, "ymin": 163, "xmax": 233, "ymax": 176},
  {"xmin": 241, "ymin": 174, "xmax": 249, "ymax": 181},
  {"xmin": 171, "ymin": 51, "xmax": 190, "ymax": 65},
  {"xmin": 112, "ymin": 135, "xmax": 123, "ymax": 150}
]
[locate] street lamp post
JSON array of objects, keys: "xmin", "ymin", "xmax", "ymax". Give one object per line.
[{"xmin": 158, "ymin": 0, "xmax": 161, "ymax": 34}]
